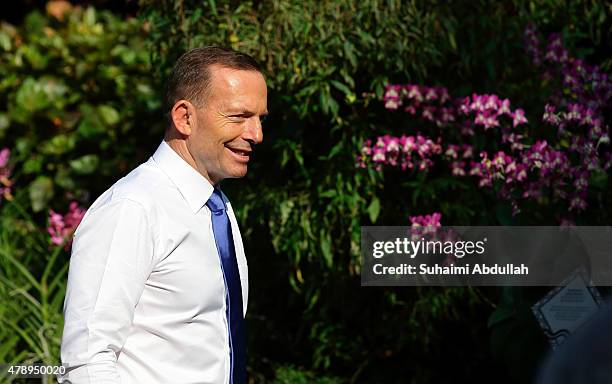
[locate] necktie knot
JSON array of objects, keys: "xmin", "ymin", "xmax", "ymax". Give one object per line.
[{"xmin": 206, "ymin": 188, "xmax": 226, "ymax": 214}]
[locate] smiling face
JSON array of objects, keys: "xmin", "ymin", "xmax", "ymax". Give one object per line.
[{"xmin": 170, "ymin": 64, "xmax": 268, "ymax": 185}]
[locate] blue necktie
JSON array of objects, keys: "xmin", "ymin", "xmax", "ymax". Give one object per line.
[{"xmin": 206, "ymin": 188, "xmax": 246, "ymax": 384}]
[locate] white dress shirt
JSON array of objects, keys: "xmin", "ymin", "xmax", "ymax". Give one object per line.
[{"xmin": 59, "ymin": 141, "xmax": 248, "ymax": 384}]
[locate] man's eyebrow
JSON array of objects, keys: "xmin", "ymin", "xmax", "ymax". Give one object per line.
[{"xmin": 227, "ymin": 110, "xmax": 269, "ymax": 116}]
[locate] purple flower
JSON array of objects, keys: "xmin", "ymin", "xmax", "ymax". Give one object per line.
[
  {"xmin": 425, "ymin": 87, "xmax": 438, "ymax": 101},
  {"xmin": 498, "ymin": 98, "xmax": 511, "ymax": 115},
  {"xmin": 0, "ymin": 148, "xmax": 13, "ymax": 202},
  {"xmin": 483, "ymin": 113, "xmax": 500, "ymax": 130},
  {"xmin": 437, "ymin": 87, "xmax": 450, "ymax": 103},
  {"xmin": 384, "ymin": 85, "xmax": 402, "ymax": 110},
  {"xmin": 542, "ymin": 104, "xmax": 560, "ymax": 125},
  {"xmin": 451, "ymin": 161, "xmax": 466, "ymax": 176},
  {"xmin": 47, "ymin": 202, "xmax": 87, "ymax": 250},
  {"xmin": 372, "ymin": 147, "xmax": 386, "ymax": 163},
  {"xmin": 0, "ymin": 148, "xmax": 9, "ymax": 168},
  {"xmin": 438, "ymin": 107, "xmax": 455, "ymax": 124},
  {"xmin": 445, "ymin": 144, "xmax": 459, "ymax": 159},
  {"xmin": 358, "ymin": 133, "xmax": 441, "ymax": 172},
  {"xmin": 511, "ymin": 108, "xmax": 528, "ymax": 127},
  {"xmin": 385, "ymin": 99, "xmax": 399, "ymax": 109},
  {"xmin": 474, "ymin": 112, "xmax": 486, "ymax": 126},
  {"xmin": 422, "ymin": 106, "xmax": 436, "ymax": 121},
  {"xmin": 409, "ymin": 212, "xmax": 442, "ymax": 228},
  {"xmin": 492, "ymin": 151, "xmax": 507, "ymax": 168},
  {"xmin": 581, "ymin": 108, "xmax": 596, "ymax": 126},
  {"xmin": 569, "ymin": 194, "xmax": 587, "ymax": 212},
  {"xmin": 470, "ymin": 94, "xmax": 485, "ymax": 112},
  {"xmin": 483, "ymin": 94, "xmax": 499, "ymax": 110},
  {"xmin": 565, "ymin": 103, "xmax": 583, "ymax": 121},
  {"xmin": 459, "ymin": 96, "xmax": 471, "ymax": 114},
  {"xmin": 461, "ymin": 145, "xmax": 473, "ymax": 158},
  {"xmin": 406, "ymin": 85, "xmax": 423, "ymax": 102}
]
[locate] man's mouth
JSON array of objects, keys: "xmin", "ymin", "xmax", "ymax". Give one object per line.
[{"xmin": 225, "ymin": 145, "xmax": 252, "ymax": 162}]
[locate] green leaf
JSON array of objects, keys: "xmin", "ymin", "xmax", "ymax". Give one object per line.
[
  {"xmin": 14, "ymin": 78, "xmax": 51, "ymax": 117},
  {"xmin": 356, "ymin": 30, "xmax": 375, "ymax": 45},
  {"xmin": 55, "ymin": 167, "xmax": 76, "ymax": 189},
  {"xmin": 306, "ymin": 289, "xmax": 320, "ymax": 312},
  {"xmin": 319, "ymin": 91, "xmax": 329, "ymax": 115},
  {"xmin": 342, "ymin": 40, "xmax": 357, "ymax": 67},
  {"xmin": 448, "ymin": 31, "xmax": 457, "ymax": 51},
  {"xmin": 330, "ymin": 80, "xmax": 352, "ymax": 96},
  {"xmin": 120, "ymin": 49, "xmax": 137, "ymax": 66},
  {"xmin": 97, "ymin": 105, "xmax": 120, "ymax": 126},
  {"xmin": 326, "ymin": 142, "xmax": 343, "ymax": 160},
  {"xmin": 69, "ymin": 154, "xmax": 99, "ymax": 174},
  {"xmin": 320, "ymin": 232, "xmax": 333, "ymax": 268},
  {"xmin": 327, "ymin": 95, "xmax": 339, "ymax": 117},
  {"xmin": 24, "ymin": 11, "xmax": 47, "ymax": 35},
  {"xmin": 84, "ymin": 7, "xmax": 97, "ymax": 26},
  {"xmin": 22, "ymin": 44, "xmax": 48, "ymax": 69},
  {"xmin": 207, "ymin": 0, "xmax": 218, "ymax": 16},
  {"xmin": 0, "ymin": 31, "xmax": 11, "ymax": 51},
  {"xmin": 40, "ymin": 134, "xmax": 76, "ymax": 155},
  {"xmin": 77, "ymin": 114, "xmax": 105, "ymax": 139},
  {"xmin": 29, "ymin": 176, "xmax": 54, "ymax": 212},
  {"xmin": 22, "ymin": 156, "xmax": 43, "ymax": 174},
  {"xmin": 279, "ymin": 200, "xmax": 294, "ymax": 226},
  {"xmin": 319, "ymin": 190, "xmax": 336, "ymax": 199},
  {"xmin": 367, "ymin": 197, "xmax": 380, "ymax": 223},
  {"xmin": 0, "ymin": 112, "xmax": 9, "ymax": 137}
]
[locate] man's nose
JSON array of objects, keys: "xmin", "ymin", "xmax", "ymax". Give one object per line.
[{"xmin": 243, "ymin": 117, "xmax": 263, "ymax": 145}]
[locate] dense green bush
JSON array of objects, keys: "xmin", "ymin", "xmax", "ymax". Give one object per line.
[
  {"xmin": 0, "ymin": 6, "xmax": 161, "ymax": 214},
  {"xmin": 0, "ymin": 194, "xmax": 67, "ymax": 381}
]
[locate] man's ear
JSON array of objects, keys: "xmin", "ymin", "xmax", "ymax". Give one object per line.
[{"xmin": 170, "ymin": 100, "xmax": 196, "ymax": 136}]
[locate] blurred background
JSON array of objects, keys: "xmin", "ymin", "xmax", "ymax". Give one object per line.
[{"xmin": 0, "ymin": 0, "xmax": 610, "ymax": 383}]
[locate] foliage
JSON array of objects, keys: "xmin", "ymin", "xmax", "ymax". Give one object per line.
[
  {"xmin": 270, "ymin": 365, "xmax": 342, "ymax": 384},
  {"xmin": 0, "ymin": 193, "xmax": 68, "ymax": 383},
  {"xmin": 0, "ymin": 5, "xmax": 161, "ymax": 214}
]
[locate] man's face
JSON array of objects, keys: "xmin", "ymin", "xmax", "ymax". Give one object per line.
[{"xmin": 188, "ymin": 65, "xmax": 267, "ymax": 185}]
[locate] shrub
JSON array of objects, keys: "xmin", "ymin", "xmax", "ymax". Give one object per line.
[{"xmin": 0, "ymin": 5, "xmax": 161, "ymax": 214}]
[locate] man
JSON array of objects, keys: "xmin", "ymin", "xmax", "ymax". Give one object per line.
[{"xmin": 59, "ymin": 46, "xmax": 267, "ymax": 384}]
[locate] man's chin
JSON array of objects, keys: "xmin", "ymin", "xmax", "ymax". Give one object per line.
[{"xmin": 225, "ymin": 166, "xmax": 248, "ymax": 179}]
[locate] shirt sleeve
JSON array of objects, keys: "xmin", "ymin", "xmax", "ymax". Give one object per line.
[{"xmin": 58, "ymin": 198, "xmax": 156, "ymax": 383}]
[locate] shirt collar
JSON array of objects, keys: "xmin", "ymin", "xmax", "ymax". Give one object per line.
[{"xmin": 151, "ymin": 140, "xmax": 214, "ymax": 213}]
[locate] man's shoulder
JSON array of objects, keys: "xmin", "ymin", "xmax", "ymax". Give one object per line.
[{"xmin": 90, "ymin": 159, "xmax": 173, "ymax": 213}]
